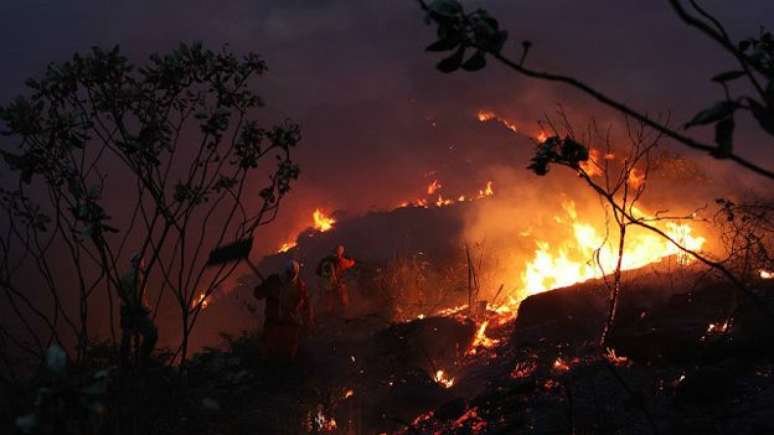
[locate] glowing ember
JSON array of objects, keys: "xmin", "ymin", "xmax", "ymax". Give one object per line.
[
  {"xmin": 427, "ymin": 179, "xmax": 442, "ymax": 195},
  {"xmin": 604, "ymin": 348, "xmax": 630, "ymax": 366},
  {"xmin": 706, "ymin": 322, "xmax": 729, "ymax": 335},
  {"xmin": 451, "ymin": 407, "xmax": 487, "ymax": 432},
  {"xmin": 343, "ymin": 389, "xmax": 354, "ymax": 399},
  {"xmin": 519, "ymin": 201, "xmax": 705, "ymax": 297},
  {"xmin": 761, "ymin": 270, "xmax": 773, "ymax": 279},
  {"xmin": 433, "ymin": 370, "xmax": 455, "ymax": 388},
  {"xmin": 510, "ymin": 360, "xmax": 538, "ymax": 379},
  {"xmin": 312, "ymin": 209, "xmax": 336, "ymax": 232},
  {"xmin": 552, "ymin": 357, "xmax": 571, "ymax": 373},
  {"xmin": 314, "ymin": 408, "xmax": 337, "ymax": 432},
  {"xmin": 277, "ymin": 240, "xmax": 297, "ymax": 253}
]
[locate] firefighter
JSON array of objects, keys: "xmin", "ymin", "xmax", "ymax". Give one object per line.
[
  {"xmin": 316, "ymin": 245, "xmax": 356, "ymax": 314},
  {"xmin": 118, "ymin": 253, "xmax": 158, "ymax": 368},
  {"xmin": 254, "ymin": 260, "xmax": 313, "ymax": 362}
]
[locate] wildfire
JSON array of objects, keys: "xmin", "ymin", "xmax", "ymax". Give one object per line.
[
  {"xmin": 313, "ymin": 209, "xmax": 336, "ymax": 232},
  {"xmin": 427, "ymin": 179, "xmax": 442, "ymax": 195},
  {"xmin": 520, "ymin": 201, "xmax": 705, "ymax": 297},
  {"xmin": 467, "ymin": 320, "xmax": 499, "ymax": 355},
  {"xmin": 314, "ymin": 408, "xmax": 337, "ymax": 432},
  {"xmin": 477, "ymin": 110, "xmax": 517, "ymax": 132},
  {"xmin": 479, "ymin": 181, "xmax": 494, "ymax": 198},
  {"xmin": 277, "ymin": 240, "xmax": 297, "ymax": 253},
  {"xmin": 192, "ymin": 291, "xmax": 209, "ymax": 311},
  {"xmin": 552, "ymin": 357, "xmax": 571, "ymax": 373},
  {"xmin": 433, "ymin": 370, "xmax": 455, "ymax": 388},
  {"xmin": 761, "ymin": 270, "xmax": 773, "ymax": 279}
]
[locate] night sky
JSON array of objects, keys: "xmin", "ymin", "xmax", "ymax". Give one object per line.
[{"xmin": 1, "ymin": 1, "xmax": 772, "ymax": 252}]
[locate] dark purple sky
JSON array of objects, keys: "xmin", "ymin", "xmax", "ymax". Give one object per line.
[{"xmin": 1, "ymin": 0, "xmax": 772, "ymax": 251}]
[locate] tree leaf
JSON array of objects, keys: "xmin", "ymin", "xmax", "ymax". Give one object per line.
[
  {"xmin": 426, "ymin": 35, "xmax": 462, "ymax": 52},
  {"xmin": 711, "ymin": 70, "xmax": 746, "ymax": 82},
  {"xmin": 436, "ymin": 47, "xmax": 465, "ymax": 73},
  {"xmin": 428, "ymin": 0, "xmax": 462, "ymax": 17},
  {"xmin": 712, "ymin": 116, "xmax": 734, "ymax": 158},
  {"xmin": 684, "ymin": 101, "xmax": 737, "ymax": 128},
  {"xmin": 747, "ymin": 98, "xmax": 774, "ymax": 136},
  {"xmin": 461, "ymin": 50, "xmax": 486, "ymax": 71}
]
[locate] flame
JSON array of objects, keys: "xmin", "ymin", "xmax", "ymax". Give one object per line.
[
  {"xmin": 536, "ymin": 132, "xmax": 548, "ymax": 143},
  {"xmin": 520, "ymin": 201, "xmax": 705, "ymax": 297},
  {"xmin": 192, "ymin": 291, "xmax": 209, "ymax": 311},
  {"xmin": 552, "ymin": 357, "xmax": 571, "ymax": 373},
  {"xmin": 478, "ymin": 181, "xmax": 494, "ymax": 198},
  {"xmin": 343, "ymin": 389, "xmax": 354, "ymax": 399},
  {"xmin": 433, "ymin": 370, "xmax": 455, "ymax": 388},
  {"xmin": 477, "ymin": 110, "xmax": 517, "ymax": 132},
  {"xmin": 604, "ymin": 348, "xmax": 630, "ymax": 366},
  {"xmin": 314, "ymin": 408, "xmax": 337, "ymax": 432},
  {"xmin": 427, "ymin": 179, "xmax": 442, "ymax": 195},
  {"xmin": 467, "ymin": 320, "xmax": 499, "ymax": 355},
  {"xmin": 761, "ymin": 270, "xmax": 773, "ymax": 279},
  {"xmin": 277, "ymin": 240, "xmax": 297, "ymax": 253},
  {"xmin": 579, "ymin": 149, "xmax": 603, "ymax": 177},
  {"xmin": 313, "ymin": 209, "xmax": 336, "ymax": 232}
]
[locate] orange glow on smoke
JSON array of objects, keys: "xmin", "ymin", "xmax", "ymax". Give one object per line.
[{"xmin": 313, "ymin": 209, "xmax": 336, "ymax": 232}]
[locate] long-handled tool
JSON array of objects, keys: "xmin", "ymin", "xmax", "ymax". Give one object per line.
[{"xmin": 206, "ymin": 237, "xmax": 265, "ymax": 282}]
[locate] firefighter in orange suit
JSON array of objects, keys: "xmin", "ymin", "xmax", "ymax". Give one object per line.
[
  {"xmin": 253, "ymin": 260, "xmax": 313, "ymax": 362},
  {"xmin": 316, "ymin": 245, "xmax": 356, "ymax": 314}
]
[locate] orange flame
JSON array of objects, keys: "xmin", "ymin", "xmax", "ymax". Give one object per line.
[
  {"xmin": 427, "ymin": 179, "xmax": 442, "ymax": 195},
  {"xmin": 433, "ymin": 370, "xmax": 455, "ymax": 388},
  {"xmin": 313, "ymin": 209, "xmax": 336, "ymax": 232},
  {"xmin": 467, "ymin": 320, "xmax": 499, "ymax": 355},
  {"xmin": 761, "ymin": 270, "xmax": 772, "ymax": 279},
  {"xmin": 277, "ymin": 240, "xmax": 297, "ymax": 253},
  {"xmin": 192, "ymin": 291, "xmax": 209, "ymax": 311},
  {"xmin": 477, "ymin": 110, "xmax": 517, "ymax": 132},
  {"xmin": 519, "ymin": 201, "xmax": 705, "ymax": 298}
]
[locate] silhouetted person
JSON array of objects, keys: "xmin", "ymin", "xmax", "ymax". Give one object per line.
[{"xmin": 118, "ymin": 253, "xmax": 158, "ymax": 368}]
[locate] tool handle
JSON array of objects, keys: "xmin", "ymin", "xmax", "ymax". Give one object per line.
[{"xmin": 244, "ymin": 259, "xmax": 265, "ymax": 282}]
